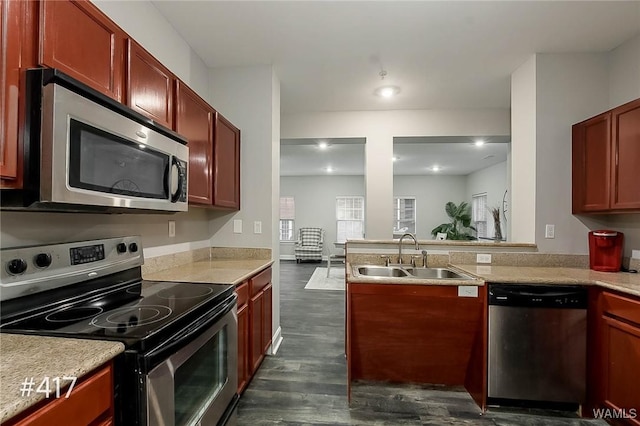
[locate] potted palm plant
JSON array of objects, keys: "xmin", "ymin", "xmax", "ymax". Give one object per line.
[{"xmin": 431, "ymin": 201, "xmax": 477, "ymax": 240}]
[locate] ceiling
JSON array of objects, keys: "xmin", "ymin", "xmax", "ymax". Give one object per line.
[
  {"xmin": 152, "ymin": 1, "xmax": 639, "ymax": 114},
  {"xmin": 280, "ymin": 136, "xmax": 510, "ymax": 176}
]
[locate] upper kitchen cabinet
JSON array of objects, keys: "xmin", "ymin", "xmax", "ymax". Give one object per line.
[
  {"xmin": 572, "ymin": 113, "xmax": 611, "ymax": 213},
  {"xmin": 572, "ymin": 98, "xmax": 640, "ymax": 214},
  {"xmin": 39, "ymin": 0, "xmax": 125, "ymax": 101},
  {"xmin": 126, "ymin": 40, "xmax": 175, "ymax": 129},
  {"xmin": 1, "ymin": 0, "xmax": 36, "ymax": 187},
  {"xmin": 610, "ymin": 99, "xmax": 640, "ymax": 210},
  {"xmin": 175, "ymin": 80, "xmax": 214, "ymax": 205},
  {"xmin": 213, "ymin": 113, "xmax": 241, "ymax": 210}
]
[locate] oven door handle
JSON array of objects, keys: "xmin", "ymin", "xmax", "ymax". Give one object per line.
[{"xmin": 145, "ymin": 293, "xmax": 237, "ymax": 366}]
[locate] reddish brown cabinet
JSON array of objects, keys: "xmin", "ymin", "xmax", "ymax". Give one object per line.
[
  {"xmin": 236, "ymin": 281, "xmax": 250, "ymax": 394},
  {"xmin": 592, "ymin": 290, "xmax": 640, "ymax": 425},
  {"xmin": 1, "ymin": 0, "xmax": 36, "ymax": 187},
  {"xmin": 249, "ymin": 267, "xmax": 272, "ymax": 375},
  {"xmin": 213, "ymin": 113, "xmax": 241, "ymax": 210},
  {"xmin": 610, "ymin": 100, "xmax": 640, "ymax": 210},
  {"xmin": 39, "ymin": 0, "xmax": 125, "ymax": 101},
  {"xmin": 5, "ymin": 362, "xmax": 114, "ymax": 426},
  {"xmin": 175, "ymin": 81, "xmax": 214, "ymax": 205},
  {"xmin": 573, "ymin": 98, "xmax": 640, "ymax": 213},
  {"xmin": 126, "ymin": 40, "xmax": 175, "ymax": 129}
]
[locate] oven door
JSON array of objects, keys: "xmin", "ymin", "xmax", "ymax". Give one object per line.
[
  {"xmin": 41, "ymin": 82, "xmax": 188, "ymax": 212},
  {"xmin": 145, "ymin": 302, "xmax": 238, "ymax": 426}
]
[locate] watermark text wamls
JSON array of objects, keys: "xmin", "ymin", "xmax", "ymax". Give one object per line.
[{"xmin": 593, "ymin": 408, "xmax": 638, "ymax": 419}]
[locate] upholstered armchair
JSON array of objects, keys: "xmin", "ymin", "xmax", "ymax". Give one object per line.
[{"xmin": 294, "ymin": 227, "xmax": 324, "ymax": 263}]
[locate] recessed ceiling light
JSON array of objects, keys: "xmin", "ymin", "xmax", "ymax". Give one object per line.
[
  {"xmin": 318, "ymin": 141, "xmax": 329, "ymax": 150},
  {"xmin": 392, "ymin": 156, "xmax": 399, "ymax": 162},
  {"xmin": 432, "ymin": 166, "xmax": 441, "ymax": 172},
  {"xmin": 138, "ymin": 144, "xmax": 146, "ymax": 149},
  {"xmin": 474, "ymin": 139, "xmax": 485, "ymax": 146},
  {"xmin": 325, "ymin": 166, "xmax": 333, "ymax": 173},
  {"xmin": 375, "ymin": 86, "xmax": 400, "ymax": 98}
]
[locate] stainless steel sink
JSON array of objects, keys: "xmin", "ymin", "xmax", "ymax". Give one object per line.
[
  {"xmin": 403, "ymin": 267, "xmax": 472, "ymax": 280},
  {"xmin": 352, "ymin": 265, "xmax": 472, "ymax": 280},
  {"xmin": 354, "ymin": 265, "xmax": 410, "ymax": 278}
]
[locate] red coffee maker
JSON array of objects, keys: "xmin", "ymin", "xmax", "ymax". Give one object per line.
[{"xmin": 588, "ymin": 230, "xmax": 624, "ymax": 272}]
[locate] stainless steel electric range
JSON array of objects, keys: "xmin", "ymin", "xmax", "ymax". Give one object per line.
[{"xmin": 0, "ymin": 236, "xmax": 238, "ymax": 426}]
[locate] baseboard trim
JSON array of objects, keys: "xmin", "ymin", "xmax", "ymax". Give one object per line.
[{"xmin": 269, "ymin": 326, "xmax": 283, "ymax": 355}]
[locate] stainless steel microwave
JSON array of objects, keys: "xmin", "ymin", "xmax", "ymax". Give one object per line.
[{"xmin": 2, "ymin": 68, "xmax": 188, "ymax": 213}]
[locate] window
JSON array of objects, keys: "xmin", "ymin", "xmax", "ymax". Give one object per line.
[
  {"xmin": 279, "ymin": 196, "xmax": 295, "ymax": 241},
  {"xmin": 336, "ymin": 196, "xmax": 364, "ymax": 242},
  {"xmin": 393, "ymin": 197, "xmax": 416, "ymax": 235},
  {"xmin": 472, "ymin": 193, "xmax": 487, "ymax": 239}
]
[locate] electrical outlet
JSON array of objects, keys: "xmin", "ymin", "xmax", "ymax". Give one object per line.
[
  {"xmin": 254, "ymin": 221, "xmax": 262, "ymax": 234},
  {"xmin": 632, "ymin": 250, "xmax": 640, "ymax": 259},
  {"xmin": 477, "ymin": 253, "xmax": 492, "ymax": 264},
  {"xmin": 545, "ymin": 224, "xmax": 555, "ymax": 239},
  {"xmin": 233, "ymin": 220, "xmax": 242, "ymax": 234},
  {"xmin": 458, "ymin": 286, "xmax": 479, "ymax": 298},
  {"xmin": 168, "ymin": 220, "xmax": 176, "ymax": 238}
]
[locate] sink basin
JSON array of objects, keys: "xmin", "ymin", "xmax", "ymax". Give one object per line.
[
  {"xmin": 404, "ymin": 267, "xmax": 472, "ymax": 280},
  {"xmin": 352, "ymin": 265, "xmax": 472, "ymax": 280},
  {"xmin": 354, "ymin": 265, "xmax": 410, "ymax": 278}
]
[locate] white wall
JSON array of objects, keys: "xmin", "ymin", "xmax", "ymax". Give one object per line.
[
  {"xmin": 535, "ymin": 53, "xmax": 610, "ymax": 254},
  {"xmin": 510, "ymin": 56, "xmax": 537, "ymax": 243},
  {"xmin": 465, "ymin": 161, "xmax": 508, "ymax": 240},
  {"xmin": 282, "ymin": 109, "xmax": 510, "ymax": 240},
  {"xmin": 280, "ymin": 175, "xmax": 365, "ymax": 258},
  {"xmin": 93, "ymin": 0, "xmax": 210, "ymax": 97},
  {"xmin": 608, "ymin": 33, "xmax": 640, "ymax": 108},
  {"xmin": 393, "ymin": 175, "xmax": 467, "ymax": 240}
]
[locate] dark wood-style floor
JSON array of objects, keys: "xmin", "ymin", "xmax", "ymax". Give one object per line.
[{"xmin": 236, "ymin": 260, "xmax": 605, "ymax": 425}]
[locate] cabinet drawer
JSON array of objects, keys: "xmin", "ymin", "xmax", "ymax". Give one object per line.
[
  {"xmin": 602, "ymin": 291, "xmax": 640, "ymax": 326},
  {"xmin": 11, "ymin": 363, "xmax": 112, "ymax": 426},
  {"xmin": 250, "ymin": 268, "xmax": 271, "ymax": 296},
  {"xmin": 236, "ymin": 281, "xmax": 249, "ymax": 307}
]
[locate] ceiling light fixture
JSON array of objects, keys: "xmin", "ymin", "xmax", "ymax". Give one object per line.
[
  {"xmin": 318, "ymin": 141, "xmax": 329, "ymax": 150},
  {"xmin": 374, "ymin": 70, "xmax": 400, "ymax": 98},
  {"xmin": 392, "ymin": 156, "xmax": 399, "ymax": 162},
  {"xmin": 474, "ymin": 139, "xmax": 485, "ymax": 146},
  {"xmin": 432, "ymin": 165, "xmax": 441, "ymax": 172},
  {"xmin": 325, "ymin": 166, "xmax": 334, "ymax": 173}
]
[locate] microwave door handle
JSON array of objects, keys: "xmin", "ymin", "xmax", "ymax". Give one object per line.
[{"xmin": 169, "ymin": 156, "xmax": 185, "ymax": 203}]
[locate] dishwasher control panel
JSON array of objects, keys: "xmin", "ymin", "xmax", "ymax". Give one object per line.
[{"xmin": 488, "ymin": 284, "xmax": 588, "ymax": 309}]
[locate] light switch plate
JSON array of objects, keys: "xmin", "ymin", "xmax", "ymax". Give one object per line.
[
  {"xmin": 458, "ymin": 286, "xmax": 479, "ymax": 298},
  {"xmin": 168, "ymin": 220, "xmax": 176, "ymax": 238},
  {"xmin": 632, "ymin": 250, "xmax": 640, "ymax": 259},
  {"xmin": 233, "ymin": 220, "xmax": 242, "ymax": 234},
  {"xmin": 477, "ymin": 253, "xmax": 492, "ymax": 264},
  {"xmin": 545, "ymin": 224, "xmax": 555, "ymax": 239},
  {"xmin": 254, "ymin": 221, "xmax": 262, "ymax": 234}
]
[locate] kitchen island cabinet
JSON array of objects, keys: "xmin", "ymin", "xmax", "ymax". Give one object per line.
[
  {"xmin": 39, "ymin": 0, "xmax": 125, "ymax": 102},
  {"xmin": 346, "ymin": 282, "xmax": 486, "ymax": 407}
]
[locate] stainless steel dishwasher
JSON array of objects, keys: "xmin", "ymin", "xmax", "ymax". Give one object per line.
[{"xmin": 487, "ymin": 284, "xmax": 587, "ymax": 407}]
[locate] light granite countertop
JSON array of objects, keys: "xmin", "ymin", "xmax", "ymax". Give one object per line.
[
  {"xmin": 451, "ymin": 264, "xmax": 640, "ymax": 297},
  {"xmin": 0, "ymin": 334, "xmax": 124, "ymax": 423},
  {"xmin": 144, "ymin": 259, "xmax": 273, "ymax": 285}
]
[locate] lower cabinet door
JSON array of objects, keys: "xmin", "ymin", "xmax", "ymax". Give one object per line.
[
  {"xmin": 250, "ymin": 291, "xmax": 265, "ymax": 373},
  {"xmin": 237, "ymin": 303, "xmax": 249, "ymax": 394},
  {"xmin": 601, "ymin": 315, "xmax": 640, "ymax": 425},
  {"xmin": 262, "ymin": 284, "xmax": 273, "ymax": 354}
]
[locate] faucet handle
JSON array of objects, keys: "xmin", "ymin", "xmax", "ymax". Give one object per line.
[
  {"xmin": 411, "ymin": 255, "xmax": 421, "ymax": 268},
  {"xmin": 421, "ymin": 250, "xmax": 428, "ymax": 268},
  {"xmin": 380, "ymin": 255, "xmax": 391, "ymax": 266}
]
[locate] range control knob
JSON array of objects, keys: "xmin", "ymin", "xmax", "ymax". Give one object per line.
[
  {"xmin": 116, "ymin": 243, "xmax": 127, "ymax": 254},
  {"xmin": 128, "ymin": 243, "xmax": 138, "ymax": 253},
  {"xmin": 34, "ymin": 253, "xmax": 52, "ymax": 268},
  {"xmin": 7, "ymin": 259, "xmax": 27, "ymax": 275}
]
